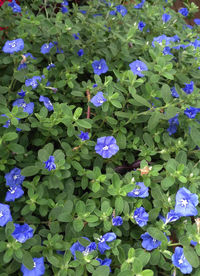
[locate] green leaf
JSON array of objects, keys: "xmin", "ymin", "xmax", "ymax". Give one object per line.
[
  {"xmin": 21, "ymin": 166, "xmax": 40, "ymax": 177},
  {"xmin": 8, "ymin": 143, "xmax": 25, "ymax": 154},
  {"xmin": 92, "ymin": 266, "xmax": 110, "ymax": 276},
  {"xmin": 147, "ymin": 227, "xmax": 167, "ymax": 243},
  {"xmin": 73, "ymin": 107, "xmax": 82, "ymax": 120},
  {"xmin": 76, "ymin": 119, "xmax": 92, "ymax": 129},
  {"xmin": 190, "ymin": 127, "xmax": 200, "ymax": 148},
  {"xmin": 184, "ymin": 246, "xmax": 200, "ymax": 268},
  {"xmin": 161, "ymin": 84, "xmax": 172, "ymax": 103},
  {"xmin": 75, "ymin": 201, "xmax": 86, "ymax": 215},
  {"xmin": 73, "ymin": 219, "xmax": 84, "ymax": 232},
  {"xmin": 3, "ymin": 132, "xmax": 18, "ymax": 142},
  {"xmin": 115, "ymin": 196, "xmax": 124, "ymax": 214},
  {"xmin": 22, "ymin": 251, "xmax": 34, "ymax": 270},
  {"xmin": 129, "ymin": 87, "xmax": 151, "ymax": 108},
  {"xmin": 110, "ymin": 99, "xmax": 122, "ymax": 108},
  {"xmin": 148, "ymin": 112, "xmax": 161, "ymax": 130},
  {"xmin": 140, "ymin": 270, "xmax": 154, "ymax": 276}
]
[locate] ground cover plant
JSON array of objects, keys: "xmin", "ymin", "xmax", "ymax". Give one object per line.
[{"xmin": 1, "ymin": 0, "xmax": 200, "ymax": 275}]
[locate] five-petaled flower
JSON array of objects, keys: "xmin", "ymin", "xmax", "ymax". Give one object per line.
[
  {"xmin": 44, "ymin": 156, "xmax": 56, "ymax": 171},
  {"xmin": 40, "ymin": 42, "xmax": 54, "ymax": 54},
  {"xmin": 21, "ymin": 257, "xmax": 45, "ymax": 276},
  {"xmin": 162, "ymin": 13, "xmax": 171, "ymax": 23},
  {"xmin": 194, "ymin": 18, "xmax": 200, "ymax": 25},
  {"xmin": 112, "ymin": 216, "xmax": 123, "ymax": 226},
  {"xmin": 70, "ymin": 238, "xmax": 96, "ymax": 259},
  {"xmin": 5, "ymin": 167, "xmax": 25, "ymax": 187},
  {"xmin": 12, "ymin": 223, "xmax": 34, "ymax": 243},
  {"xmin": 25, "ymin": 76, "xmax": 42, "ymax": 89},
  {"xmin": 184, "ymin": 106, "xmax": 200, "ymax": 119},
  {"xmin": 174, "ymin": 187, "xmax": 198, "ymax": 217},
  {"xmin": 129, "ymin": 60, "xmax": 148, "ymax": 77},
  {"xmin": 141, "ymin": 232, "xmax": 161, "ymax": 251},
  {"xmin": 39, "ymin": 96, "xmax": 54, "ymax": 111},
  {"xmin": 179, "ymin": 8, "xmax": 188, "ymax": 17},
  {"xmin": 163, "ymin": 209, "xmax": 180, "ymax": 224},
  {"xmin": 77, "ymin": 49, "xmax": 84, "ymax": 56},
  {"xmin": 8, "ymin": 0, "xmax": 21, "ymax": 13},
  {"xmin": 91, "ymin": 92, "xmax": 107, "ymax": 107},
  {"xmin": 138, "ymin": 21, "xmax": 146, "ymax": 31},
  {"xmin": 98, "ymin": 232, "xmax": 116, "ymax": 254},
  {"xmin": 167, "ymin": 114, "xmax": 179, "ymax": 135},
  {"xmin": 171, "ymin": 87, "xmax": 179, "ymax": 98},
  {"xmin": 127, "ymin": 182, "xmax": 149, "ymax": 198},
  {"xmin": 95, "ymin": 136, "xmax": 119, "ymax": 158},
  {"xmin": 12, "ymin": 99, "xmax": 34, "ymax": 115},
  {"xmin": 182, "ymin": 81, "xmax": 194, "ymax": 94},
  {"xmin": 5, "ymin": 186, "xmax": 24, "ymax": 202},
  {"xmin": 2, "ymin": 38, "xmax": 24, "ymax": 54},
  {"xmin": 61, "ymin": 0, "xmax": 68, "ymax": 13},
  {"xmin": 96, "ymin": 258, "xmax": 112, "ymax": 271},
  {"xmin": 78, "ymin": 131, "xmax": 89, "ymax": 141},
  {"xmin": 92, "ymin": 59, "xmax": 108, "ymax": 75},
  {"xmin": 134, "ymin": 207, "xmax": 149, "ymax": 227},
  {"xmin": 0, "ymin": 204, "xmax": 12, "ymax": 227},
  {"xmin": 172, "ymin": 247, "xmax": 192, "ymax": 274},
  {"xmin": 115, "ymin": 5, "xmax": 127, "ymax": 17}
]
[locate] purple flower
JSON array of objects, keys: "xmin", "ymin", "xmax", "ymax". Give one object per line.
[
  {"xmin": 21, "ymin": 257, "xmax": 45, "ymax": 276},
  {"xmin": 162, "ymin": 13, "xmax": 171, "ymax": 23},
  {"xmin": 164, "ymin": 210, "xmax": 180, "ymax": 224},
  {"xmin": 70, "ymin": 238, "xmax": 96, "ymax": 259},
  {"xmin": 174, "ymin": 187, "xmax": 198, "ymax": 217},
  {"xmin": 167, "ymin": 114, "xmax": 179, "ymax": 135},
  {"xmin": 138, "ymin": 21, "xmax": 146, "ymax": 31},
  {"xmin": 46, "ymin": 63, "xmax": 55, "ymax": 70},
  {"xmin": 127, "ymin": 182, "xmax": 149, "ymax": 198},
  {"xmin": 12, "ymin": 99, "xmax": 34, "ymax": 115},
  {"xmin": 0, "ymin": 204, "xmax": 12, "ymax": 227},
  {"xmin": 5, "ymin": 168, "xmax": 25, "ymax": 187},
  {"xmin": 184, "ymin": 107, "xmax": 200, "ymax": 119},
  {"xmin": 134, "ymin": 207, "xmax": 149, "ymax": 227},
  {"xmin": 98, "ymin": 232, "xmax": 116, "ymax": 254},
  {"xmin": 96, "ymin": 258, "xmax": 112, "ymax": 271},
  {"xmin": 73, "ymin": 33, "xmax": 80, "ymax": 40},
  {"xmin": 95, "ymin": 136, "xmax": 119, "ymax": 158},
  {"xmin": 112, "ymin": 216, "xmax": 123, "ymax": 226},
  {"xmin": 2, "ymin": 38, "xmax": 24, "ymax": 54},
  {"xmin": 5, "ymin": 186, "xmax": 24, "ymax": 202},
  {"xmin": 8, "ymin": 0, "xmax": 21, "ymax": 13},
  {"xmin": 92, "ymin": 59, "xmax": 108, "ymax": 75},
  {"xmin": 91, "ymin": 91, "xmax": 107, "ymax": 107},
  {"xmin": 182, "ymin": 81, "xmax": 194, "ymax": 94},
  {"xmin": 39, "ymin": 96, "xmax": 54, "ymax": 111},
  {"xmin": 171, "ymin": 87, "xmax": 179, "ymax": 98},
  {"xmin": 172, "ymin": 247, "xmax": 192, "ymax": 274},
  {"xmin": 44, "ymin": 156, "xmax": 56, "ymax": 171},
  {"xmin": 40, "ymin": 42, "xmax": 54, "ymax": 54},
  {"xmin": 25, "ymin": 76, "xmax": 42, "ymax": 89},
  {"xmin": 12, "ymin": 223, "xmax": 34, "ymax": 243},
  {"xmin": 78, "ymin": 131, "xmax": 89, "ymax": 141},
  {"xmin": 141, "ymin": 232, "xmax": 161, "ymax": 251},
  {"xmin": 77, "ymin": 49, "xmax": 84, "ymax": 56},
  {"xmin": 194, "ymin": 18, "xmax": 200, "ymax": 25},
  {"xmin": 134, "ymin": 0, "xmax": 145, "ymax": 9},
  {"xmin": 179, "ymin": 8, "xmax": 188, "ymax": 17},
  {"xmin": 116, "ymin": 5, "xmax": 127, "ymax": 17},
  {"xmin": 129, "ymin": 60, "xmax": 148, "ymax": 77}
]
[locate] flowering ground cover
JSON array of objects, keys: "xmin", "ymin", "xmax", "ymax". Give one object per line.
[{"xmin": 1, "ymin": 0, "xmax": 200, "ymax": 275}]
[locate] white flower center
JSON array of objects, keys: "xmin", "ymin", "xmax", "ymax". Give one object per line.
[
  {"xmin": 178, "ymin": 255, "xmax": 185, "ymax": 265},
  {"xmin": 98, "ymin": 65, "xmax": 102, "ymax": 70},
  {"xmin": 33, "ymin": 262, "xmax": 36, "ymax": 268},
  {"xmin": 98, "ymin": 99, "xmax": 104, "ymax": 103},
  {"xmin": 134, "ymin": 190, "xmax": 140, "ymax": 195},
  {"xmin": 22, "ymin": 103, "xmax": 27, "ymax": 108},
  {"xmin": 0, "ymin": 211, "xmax": 3, "ymax": 218},
  {"xmin": 137, "ymin": 66, "xmax": 142, "ymax": 71},
  {"xmin": 103, "ymin": 145, "xmax": 109, "ymax": 150},
  {"xmin": 13, "ymin": 175, "xmax": 19, "ymax": 180},
  {"xmin": 9, "ymin": 42, "xmax": 16, "ymax": 48},
  {"xmin": 9, "ymin": 188, "xmax": 16, "ymax": 194},
  {"xmin": 152, "ymin": 238, "xmax": 157, "ymax": 243},
  {"xmin": 181, "ymin": 199, "xmax": 188, "ymax": 207}
]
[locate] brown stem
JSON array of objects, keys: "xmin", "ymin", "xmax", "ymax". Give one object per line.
[{"xmin": 86, "ymin": 89, "xmax": 91, "ymax": 119}]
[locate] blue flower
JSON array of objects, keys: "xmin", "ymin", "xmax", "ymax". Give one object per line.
[
  {"xmin": 184, "ymin": 107, "xmax": 200, "ymax": 119},
  {"xmin": 2, "ymin": 38, "xmax": 24, "ymax": 54},
  {"xmin": 129, "ymin": 60, "xmax": 148, "ymax": 77},
  {"xmin": 8, "ymin": 0, "xmax": 21, "ymax": 13},
  {"xmin": 5, "ymin": 168, "xmax": 25, "ymax": 187},
  {"xmin": 164, "ymin": 210, "xmax": 180, "ymax": 224},
  {"xmin": 98, "ymin": 232, "xmax": 116, "ymax": 254},
  {"xmin": 91, "ymin": 92, "xmax": 107, "ymax": 107},
  {"xmin": 194, "ymin": 18, "xmax": 200, "ymax": 25},
  {"xmin": 46, "ymin": 63, "xmax": 55, "ymax": 70},
  {"xmin": 93, "ymin": 84, "xmax": 98, "ymax": 88},
  {"xmin": 96, "ymin": 258, "xmax": 112, "ymax": 271},
  {"xmin": 172, "ymin": 247, "xmax": 192, "ymax": 274},
  {"xmin": 5, "ymin": 186, "xmax": 24, "ymax": 202},
  {"xmin": 167, "ymin": 114, "xmax": 179, "ymax": 135},
  {"xmin": 12, "ymin": 99, "xmax": 34, "ymax": 115},
  {"xmin": 39, "ymin": 96, "xmax": 54, "ymax": 111},
  {"xmin": 12, "ymin": 223, "xmax": 34, "ymax": 243},
  {"xmin": 109, "ymin": 10, "xmax": 117, "ymax": 16},
  {"xmin": 17, "ymin": 63, "xmax": 27, "ymax": 71},
  {"xmin": 61, "ymin": 0, "xmax": 68, "ymax": 13},
  {"xmin": 0, "ymin": 204, "xmax": 12, "ymax": 227},
  {"xmin": 179, "ymin": 8, "xmax": 188, "ymax": 17},
  {"xmin": 24, "ymin": 53, "xmax": 36, "ymax": 59},
  {"xmin": 152, "ymin": 34, "xmax": 175, "ymax": 47},
  {"xmin": 44, "ymin": 156, "xmax": 56, "ymax": 171},
  {"xmin": 40, "ymin": 42, "xmax": 54, "ymax": 54},
  {"xmin": 73, "ymin": 33, "xmax": 80, "ymax": 40},
  {"xmin": 182, "ymin": 81, "xmax": 194, "ymax": 94},
  {"xmin": 134, "ymin": 207, "xmax": 149, "ymax": 227},
  {"xmin": 163, "ymin": 46, "xmax": 172, "ymax": 55},
  {"xmin": 134, "ymin": 0, "xmax": 145, "ymax": 9},
  {"xmin": 25, "ymin": 76, "xmax": 42, "ymax": 89},
  {"xmin": 77, "ymin": 49, "xmax": 84, "ymax": 56},
  {"xmin": 1, "ymin": 114, "xmax": 11, "ymax": 128},
  {"xmin": 78, "ymin": 131, "xmax": 89, "ymax": 141},
  {"xmin": 92, "ymin": 59, "xmax": 108, "ymax": 75},
  {"xmin": 138, "ymin": 21, "xmax": 146, "ymax": 31},
  {"xmin": 21, "ymin": 257, "xmax": 45, "ymax": 276},
  {"xmin": 112, "ymin": 216, "xmax": 123, "ymax": 226},
  {"xmin": 116, "ymin": 5, "xmax": 127, "ymax": 17},
  {"xmin": 174, "ymin": 187, "xmax": 198, "ymax": 217},
  {"xmin": 162, "ymin": 13, "xmax": 171, "ymax": 23},
  {"xmin": 171, "ymin": 87, "xmax": 179, "ymax": 98},
  {"xmin": 80, "ymin": 10, "xmax": 87, "ymax": 14},
  {"xmin": 191, "ymin": 240, "xmax": 197, "ymax": 246},
  {"xmin": 141, "ymin": 232, "xmax": 161, "ymax": 251},
  {"xmin": 95, "ymin": 136, "xmax": 119, "ymax": 158},
  {"xmin": 70, "ymin": 238, "xmax": 96, "ymax": 259},
  {"xmin": 127, "ymin": 182, "xmax": 149, "ymax": 198}
]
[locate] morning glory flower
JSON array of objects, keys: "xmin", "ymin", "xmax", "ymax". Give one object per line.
[
  {"xmin": 134, "ymin": 0, "xmax": 145, "ymax": 9},
  {"xmin": 5, "ymin": 168, "xmax": 25, "ymax": 187},
  {"xmin": 8, "ymin": 0, "xmax": 21, "ymax": 12},
  {"xmin": 174, "ymin": 187, "xmax": 198, "ymax": 217},
  {"xmin": 0, "ymin": 204, "xmax": 12, "ymax": 227},
  {"xmin": 70, "ymin": 238, "xmax": 96, "ymax": 259},
  {"xmin": 25, "ymin": 76, "xmax": 42, "ymax": 89},
  {"xmin": 167, "ymin": 114, "xmax": 179, "ymax": 136},
  {"xmin": 171, "ymin": 87, "xmax": 179, "ymax": 98},
  {"xmin": 96, "ymin": 258, "xmax": 112, "ymax": 271},
  {"xmin": 40, "ymin": 42, "xmax": 54, "ymax": 54},
  {"xmin": 61, "ymin": 0, "xmax": 68, "ymax": 13},
  {"xmin": 2, "ymin": 38, "xmax": 24, "ymax": 54},
  {"xmin": 162, "ymin": 13, "xmax": 171, "ymax": 23},
  {"xmin": 184, "ymin": 107, "xmax": 200, "ymax": 119},
  {"xmin": 182, "ymin": 81, "xmax": 194, "ymax": 94},
  {"xmin": 138, "ymin": 21, "xmax": 146, "ymax": 31},
  {"xmin": 179, "ymin": 8, "xmax": 188, "ymax": 17},
  {"xmin": 39, "ymin": 96, "xmax": 54, "ymax": 111},
  {"xmin": 92, "ymin": 59, "xmax": 108, "ymax": 75},
  {"xmin": 172, "ymin": 247, "xmax": 192, "ymax": 274},
  {"xmin": 112, "ymin": 216, "xmax": 123, "ymax": 226},
  {"xmin": 129, "ymin": 60, "xmax": 148, "ymax": 77},
  {"xmin": 21, "ymin": 257, "xmax": 45, "ymax": 276},
  {"xmin": 77, "ymin": 49, "xmax": 84, "ymax": 56},
  {"xmin": 116, "ymin": 5, "xmax": 127, "ymax": 17},
  {"xmin": 44, "ymin": 156, "xmax": 56, "ymax": 171},
  {"xmin": 194, "ymin": 18, "xmax": 200, "ymax": 25},
  {"xmin": 134, "ymin": 207, "xmax": 149, "ymax": 227},
  {"xmin": 12, "ymin": 99, "xmax": 34, "ymax": 115},
  {"xmin": 91, "ymin": 92, "xmax": 107, "ymax": 107},
  {"xmin": 12, "ymin": 223, "xmax": 34, "ymax": 243},
  {"xmin": 98, "ymin": 232, "xmax": 116, "ymax": 254},
  {"xmin": 127, "ymin": 182, "xmax": 149, "ymax": 198},
  {"xmin": 141, "ymin": 232, "xmax": 161, "ymax": 251},
  {"xmin": 73, "ymin": 33, "xmax": 80, "ymax": 40},
  {"xmin": 5, "ymin": 186, "xmax": 24, "ymax": 202},
  {"xmin": 95, "ymin": 136, "xmax": 119, "ymax": 158},
  {"xmin": 78, "ymin": 131, "xmax": 89, "ymax": 141}
]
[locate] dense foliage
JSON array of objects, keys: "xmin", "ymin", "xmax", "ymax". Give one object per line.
[{"xmin": 1, "ymin": 0, "xmax": 200, "ymax": 275}]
